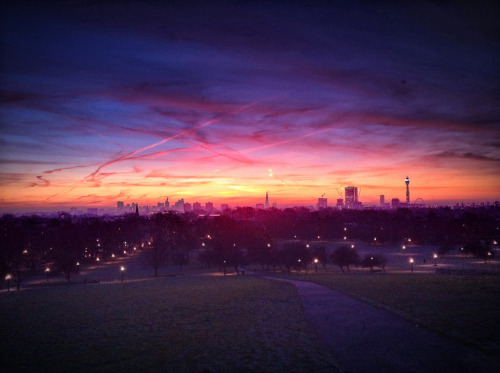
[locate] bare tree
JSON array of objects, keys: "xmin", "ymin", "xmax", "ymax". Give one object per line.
[{"xmin": 330, "ymin": 245, "xmax": 359, "ymax": 273}]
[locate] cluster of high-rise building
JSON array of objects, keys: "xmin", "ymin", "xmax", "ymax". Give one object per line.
[
  {"xmin": 114, "ymin": 176, "xmax": 496, "ymax": 215},
  {"xmin": 316, "ymin": 177, "xmax": 420, "ymax": 210},
  {"xmin": 117, "ymin": 192, "xmax": 280, "ymax": 215},
  {"xmin": 117, "ymin": 198, "xmax": 220, "ymax": 214}
]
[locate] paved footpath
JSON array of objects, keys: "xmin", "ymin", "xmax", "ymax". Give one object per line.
[{"xmin": 267, "ymin": 277, "xmax": 499, "ymax": 373}]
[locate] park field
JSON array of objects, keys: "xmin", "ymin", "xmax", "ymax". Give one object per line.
[
  {"xmin": 0, "ymin": 275, "xmax": 338, "ymax": 373},
  {"xmin": 286, "ymin": 271, "xmax": 500, "ymax": 356}
]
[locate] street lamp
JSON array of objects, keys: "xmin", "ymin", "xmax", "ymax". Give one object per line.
[
  {"xmin": 409, "ymin": 258, "xmax": 414, "ymax": 273},
  {"xmin": 120, "ymin": 266, "xmax": 125, "ymax": 282},
  {"xmin": 433, "ymin": 253, "xmax": 438, "ymax": 266},
  {"xmin": 313, "ymin": 258, "xmax": 319, "ymax": 273},
  {"xmin": 45, "ymin": 267, "xmax": 50, "ymax": 282},
  {"xmin": 5, "ymin": 274, "xmax": 12, "ymax": 291}
]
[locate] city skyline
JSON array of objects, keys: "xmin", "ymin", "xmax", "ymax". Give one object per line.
[{"xmin": 1, "ymin": 1, "xmax": 499, "ymax": 213}]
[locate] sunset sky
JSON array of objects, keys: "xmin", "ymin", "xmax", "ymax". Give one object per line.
[{"xmin": 1, "ymin": 0, "xmax": 499, "ymax": 212}]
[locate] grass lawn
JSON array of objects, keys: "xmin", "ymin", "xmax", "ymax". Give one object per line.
[
  {"xmin": 0, "ymin": 275, "xmax": 338, "ymax": 372},
  {"xmin": 282, "ymin": 271, "xmax": 500, "ymax": 356}
]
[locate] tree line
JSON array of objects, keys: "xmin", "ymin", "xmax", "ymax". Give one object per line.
[{"xmin": 1, "ymin": 206, "xmax": 498, "ymax": 285}]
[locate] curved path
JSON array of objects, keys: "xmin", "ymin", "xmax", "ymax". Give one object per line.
[{"xmin": 267, "ymin": 277, "xmax": 499, "ymax": 373}]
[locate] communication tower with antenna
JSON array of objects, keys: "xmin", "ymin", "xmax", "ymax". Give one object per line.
[{"xmin": 405, "ymin": 176, "xmax": 410, "ymax": 204}]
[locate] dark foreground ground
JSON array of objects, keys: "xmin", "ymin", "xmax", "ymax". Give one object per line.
[
  {"xmin": 2, "ymin": 246, "xmax": 499, "ymax": 372},
  {"xmin": 272, "ymin": 277, "xmax": 499, "ymax": 373}
]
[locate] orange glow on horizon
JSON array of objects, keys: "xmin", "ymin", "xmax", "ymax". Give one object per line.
[{"xmin": 1, "ymin": 2, "xmax": 499, "ymax": 213}]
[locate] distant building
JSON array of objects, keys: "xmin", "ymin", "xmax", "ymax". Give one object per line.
[
  {"xmin": 157, "ymin": 202, "xmax": 164, "ymax": 210},
  {"xmin": 317, "ymin": 197, "xmax": 328, "ymax": 209},
  {"xmin": 193, "ymin": 202, "xmax": 202, "ymax": 211},
  {"xmin": 380, "ymin": 195, "xmax": 385, "ymax": 205},
  {"xmin": 345, "ymin": 187, "xmax": 358, "ymax": 208},
  {"xmin": 174, "ymin": 199, "xmax": 184, "ymax": 211},
  {"xmin": 221, "ymin": 203, "xmax": 229, "ymax": 211},
  {"xmin": 205, "ymin": 202, "xmax": 214, "ymax": 212},
  {"xmin": 337, "ymin": 198, "xmax": 344, "ymax": 207},
  {"xmin": 265, "ymin": 192, "xmax": 269, "ymax": 208},
  {"xmin": 117, "ymin": 201, "xmax": 124, "ymax": 210},
  {"xmin": 184, "ymin": 203, "xmax": 192, "ymax": 212},
  {"xmin": 256, "ymin": 203, "xmax": 265, "ymax": 209},
  {"xmin": 391, "ymin": 198, "xmax": 400, "ymax": 208},
  {"xmin": 165, "ymin": 198, "xmax": 170, "ymax": 209}
]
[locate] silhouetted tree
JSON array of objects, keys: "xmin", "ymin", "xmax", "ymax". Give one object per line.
[
  {"xmin": 437, "ymin": 242, "xmax": 455, "ymax": 257},
  {"xmin": 279, "ymin": 242, "xmax": 312, "ymax": 273},
  {"xmin": 145, "ymin": 213, "xmax": 182, "ymax": 276},
  {"xmin": 330, "ymin": 245, "xmax": 359, "ymax": 273},
  {"xmin": 463, "ymin": 240, "xmax": 494, "ymax": 262},
  {"xmin": 47, "ymin": 217, "xmax": 81, "ymax": 282},
  {"xmin": 361, "ymin": 254, "xmax": 387, "ymax": 272}
]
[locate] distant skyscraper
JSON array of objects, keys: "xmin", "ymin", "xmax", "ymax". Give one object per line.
[
  {"xmin": 174, "ymin": 199, "xmax": 184, "ymax": 211},
  {"xmin": 193, "ymin": 202, "xmax": 202, "ymax": 211},
  {"xmin": 221, "ymin": 203, "xmax": 229, "ymax": 211},
  {"xmin": 206, "ymin": 202, "xmax": 214, "ymax": 212},
  {"xmin": 345, "ymin": 187, "xmax": 358, "ymax": 208},
  {"xmin": 256, "ymin": 203, "xmax": 265, "ymax": 209},
  {"xmin": 380, "ymin": 195, "xmax": 385, "ymax": 205},
  {"xmin": 317, "ymin": 197, "xmax": 327, "ymax": 209},
  {"xmin": 165, "ymin": 198, "xmax": 170, "ymax": 209},
  {"xmin": 405, "ymin": 176, "xmax": 410, "ymax": 204},
  {"xmin": 184, "ymin": 203, "xmax": 192, "ymax": 212},
  {"xmin": 117, "ymin": 201, "xmax": 124, "ymax": 210},
  {"xmin": 337, "ymin": 198, "xmax": 344, "ymax": 207},
  {"xmin": 265, "ymin": 192, "xmax": 269, "ymax": 208}
]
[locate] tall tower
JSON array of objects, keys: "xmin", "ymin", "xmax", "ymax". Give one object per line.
[
  {"xmin": 265, "ymin": 191, "xmax": 269, "ymax": 208},
  {"xmin": 405, "ymin": 176, "xmax": 410, "ymax": 204}
]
